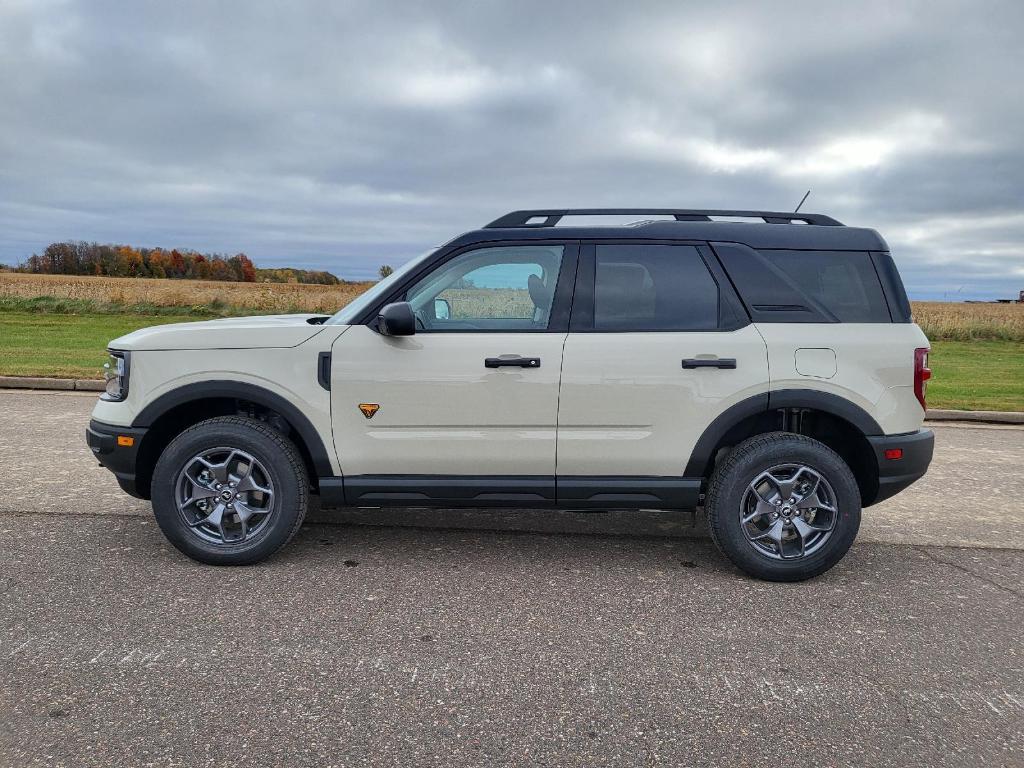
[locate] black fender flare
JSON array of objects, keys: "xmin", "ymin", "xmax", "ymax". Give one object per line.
[
  {"xmin": 132, "ymin": 380, "xmax": 334, "ymax": 477},
  {"xmin": 683, "ymin": 389, "xmax": 882, "ymax": 477}
]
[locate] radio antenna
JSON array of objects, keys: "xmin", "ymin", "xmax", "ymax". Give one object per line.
[{"xmin": 794, "ymin": 189, "xmax": 811, "ymax": 213}]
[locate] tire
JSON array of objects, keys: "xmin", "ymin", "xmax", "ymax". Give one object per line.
[
  {"xmin": 151, "ymin": 416, "xmax": 308, "ymax": 565},
  {"xmin": 706, "ymin": 431, "xmax": 861, "ymax": 582}
]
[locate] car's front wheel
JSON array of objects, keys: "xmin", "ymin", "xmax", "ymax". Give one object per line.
[
  {"xmin": 151, "ymin": 416, "xmax": 308, "ymax": 565},
  {"xmin": 705, "ymin": 432, "xmax": 861, "ymax": 582}
]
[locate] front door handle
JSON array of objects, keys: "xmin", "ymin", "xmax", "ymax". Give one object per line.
[
  {"xmin": 485, "ymin": 356, "xmax": 541, "ymax": 369},
  {"xmin": 682, "ymin": 358, "xmax": 737, "ymax": 369}
]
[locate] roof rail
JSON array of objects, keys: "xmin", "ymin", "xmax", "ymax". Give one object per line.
[{"xmin": 484, "ymin": 208, "xmax": 844, "ymax": 228}]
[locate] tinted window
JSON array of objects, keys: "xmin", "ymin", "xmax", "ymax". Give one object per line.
[
  {"xmin": 593, "ymin": 244, "xmax": 719, "ymax": 331},
  {"xmin": 404, "ymin": 245, "xmax": 564, "ymax": 331},
  {"xmin": 765, "ymin": 250, "xmax": 890, "ymax": 322}
]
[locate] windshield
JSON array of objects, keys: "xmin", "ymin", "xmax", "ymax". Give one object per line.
[{"xmin": 326, "ymin": 249, "xmax": 439, "ymax": 325}]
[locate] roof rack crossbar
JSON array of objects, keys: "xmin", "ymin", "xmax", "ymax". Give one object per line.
[{"xmin": 484, "ymin": 208, "xmax": 844, "ymax": 228}]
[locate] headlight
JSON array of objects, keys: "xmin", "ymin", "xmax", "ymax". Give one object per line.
[{"xmin": 101, "ymin": 350, "xmax": 130, "ymax": 401}]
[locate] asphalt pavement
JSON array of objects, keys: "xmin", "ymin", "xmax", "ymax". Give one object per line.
[{"xmin": 1, "ymin": 390, "xmax": 1022, "ymax": 767}]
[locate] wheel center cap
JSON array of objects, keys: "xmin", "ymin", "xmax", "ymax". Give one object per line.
[
  {"xmin": 781, "ymin": 505, "xmax": 793, "ymax": 517},
  {"xmin": 220, "ymin": 490, "xmax": 234, "ymax": 502}
]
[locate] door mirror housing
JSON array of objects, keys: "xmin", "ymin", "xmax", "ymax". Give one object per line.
[
  {"xmin": 433, "ymin": 298, "xmax": 451, "ymax": 320},
  {"xmin": 377, "ymin": 302, "xmax": 416, "ymax": 336}
]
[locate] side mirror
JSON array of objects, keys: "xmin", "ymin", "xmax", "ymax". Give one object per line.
[
  {"xmin": 433, "ymin": 298, "xmax": 451, "ymax": 320},
  {"xmin": 377, "ymin": 302, "xmax": 416, "ymax": 336}
]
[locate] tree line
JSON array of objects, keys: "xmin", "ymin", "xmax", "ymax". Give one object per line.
[{"xmin": 18, "ymin": 241, "xmax": 344, "ymax": 285}]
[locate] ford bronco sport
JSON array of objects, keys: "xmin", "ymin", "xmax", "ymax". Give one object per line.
[{"xmin": 86, "ymin": 208, "xmax": 934, "ymax": 581}]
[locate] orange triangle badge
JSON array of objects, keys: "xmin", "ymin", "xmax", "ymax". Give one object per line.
[{"xmin": 358, "ymin": 403, "xmax": 380, "ymax": 419}]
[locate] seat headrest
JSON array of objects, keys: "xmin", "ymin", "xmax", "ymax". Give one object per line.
[{"xmin": 528, "ymin": 273, "xmax": 553, "ymax": 309}]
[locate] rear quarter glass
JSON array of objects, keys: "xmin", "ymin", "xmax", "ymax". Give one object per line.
[
  {"xmin": 763, "ymin": 249, "xmax": 891, "ymax": 323},
  {"xmin": 710, "ymin": 243, "xmax": 894, "ymax": 324}
]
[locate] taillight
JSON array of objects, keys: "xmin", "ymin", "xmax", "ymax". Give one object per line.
[{"xmin": 914, "ymin": 347, "xmax": 931, "ymax": 411}]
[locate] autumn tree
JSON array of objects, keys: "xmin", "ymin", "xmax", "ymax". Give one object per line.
[
  {"xmin": 193, "ymin": 253, "xmax": 210, "ymax": 279},
  {"xmin": 208, "ymin": 258, "xmax": 234, "ymax": 281},
  {"xmin": 170, "ymin": 249, "xmax": 186, "ymax": 278},
  {"xmin": 17, "ymin": 240, "xmax": 345, "ymax": 285},
  {"xmin": 228, "ymin": 253, "xmax": 257, "ymax": 282}
]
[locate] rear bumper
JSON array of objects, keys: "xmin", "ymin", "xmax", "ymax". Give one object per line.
[
  {"xmin": 866, "ymin": 428, "xmax": 934, "ymax": 505},
  {"xmin": 85, "ymin": 420, "xmax": 148, "ymax": 498}
]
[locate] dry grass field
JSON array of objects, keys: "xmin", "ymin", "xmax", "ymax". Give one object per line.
[
  {"xmin": 0, "ymin": 272, "xmax": 373, "ymax": 314},
  {"xmin": 0, "ymin": 273, "xmax": 1021, "ymax": 409},
  {"xmin": 3, "ymin": 273, "xmax": 1022, "ymax": 339},
  {"xmin": 911, "ymin": 300, "xmax": 1024, "ymax": 341},
  {"xmin": 4, "ymin": 274, "xmax": 1019, "ymax": 337},
  {"xmin": 439, "ymin": 287, "xmax": 534, "ymax": 318}
]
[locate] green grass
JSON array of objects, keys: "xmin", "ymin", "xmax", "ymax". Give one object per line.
[
  {"xmin": 0, "ymin": 295, "xmax": 272, "ymax": 317},
  {"xmin": 926, "ymin": 340, "xmax": 1024, "ymax": 412},
  {"xmin": 0, "ymin": 311, "xmax": 1021, "ymax": 411},
  {"xmin": 0, "ymin": 311, "xmax": 215, "ymax": 378}
]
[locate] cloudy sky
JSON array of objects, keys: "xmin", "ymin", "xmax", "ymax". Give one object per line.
[{"xmin": 1, "ymin": 0, "xmax": 1022, "ymax": 298}]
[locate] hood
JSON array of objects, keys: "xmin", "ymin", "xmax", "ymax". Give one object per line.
[{"xmin": 110, "ymin": 314, "xmax": 334, "ymax": 351}]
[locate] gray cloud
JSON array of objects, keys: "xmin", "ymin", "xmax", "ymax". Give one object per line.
[{"xmin": 1, "ymin": 0, "xmax": 1022, "ymax": 296}]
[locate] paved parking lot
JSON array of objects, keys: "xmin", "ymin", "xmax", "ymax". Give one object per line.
[{"xmin": 1, "ymin": 390, "xmax": 1022, "ymax": 766}]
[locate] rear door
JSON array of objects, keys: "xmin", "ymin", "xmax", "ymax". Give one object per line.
[{"xmin": 555, "ymin": 241, "xmax": 768, "ymax": 504}]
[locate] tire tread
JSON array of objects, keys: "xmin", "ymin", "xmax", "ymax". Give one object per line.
[
  {"xmin": 152, "ymin": 415, "xmax": 309, "ymax": 565},
  {"xmin": 705, "ymin": 431, "xmax": 860, "ymax": 582}
]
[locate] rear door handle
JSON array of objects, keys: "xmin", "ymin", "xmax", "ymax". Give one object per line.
[
  {"xmin": 485, "ymin": 356, "xmax": 541, "ymax": 369},
  {"xmin": 682, "ymin": 358, "xmax": 737, "ymax": 369}
]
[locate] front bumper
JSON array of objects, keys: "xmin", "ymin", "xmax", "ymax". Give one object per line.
[
  {"xmin": 866, "ymin": 428, "xmax": 935, "ymax": 505},
  {"xmin": 85, "ymin": 420, "xmax": 148, "ymax": 498}
]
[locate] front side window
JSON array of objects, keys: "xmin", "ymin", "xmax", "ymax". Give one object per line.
[
  {"xmin": 404, "ymin": 245, "xmax": 564, "ymax": 331},
  {"xmin": 593, "ymin": 244, "xmax": 719, "ymax": 331}
]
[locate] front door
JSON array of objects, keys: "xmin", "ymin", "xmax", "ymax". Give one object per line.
[{"xmin": 331, "ymin": 242, "xmax": 576, "ymax": 505}]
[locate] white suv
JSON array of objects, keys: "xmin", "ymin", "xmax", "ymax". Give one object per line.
[{"xmin": 86, "ymin": 209, "xmax": 934, "ymax": 581}]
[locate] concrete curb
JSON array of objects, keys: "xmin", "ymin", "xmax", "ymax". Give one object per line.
[
  {"xmin": 0, "ymin": 376, "xmax": 1021, "ymax": 423},
  {"xmin": 925, "ymin": 409, "xmax": 1024, "ymax": 425},
  {"xmin": 0, "ymin": 376, "xmax": 105, "ymax": 392}
]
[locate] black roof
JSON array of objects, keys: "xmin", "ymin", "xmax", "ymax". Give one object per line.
[{"xmin": 450, "ymin": 209, "xmax": 889, "ymax": 251}]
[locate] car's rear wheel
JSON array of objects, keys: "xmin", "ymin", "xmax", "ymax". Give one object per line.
[
  {"xmin": 706, "ymin": 432, "xmax": 861, "ymax": 582},
  {"xmin": 151, "ymin": 416, "xmax": 308, "ymax": 565}
]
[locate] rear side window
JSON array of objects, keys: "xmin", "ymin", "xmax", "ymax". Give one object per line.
[
  {"xmin": 594, "ymin": 244, "xmax": 719, "ymax": 331},
  {"xmin": 763, "ymin": 250, "xmax": 890, "ymax": 322}
]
